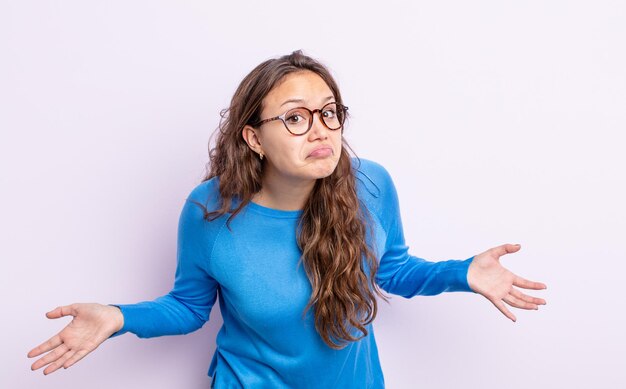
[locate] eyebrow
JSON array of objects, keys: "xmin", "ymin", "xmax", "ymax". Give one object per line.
[{"xmin": 280, "ymin": 95, "xmax": 335, "ymax": 108}]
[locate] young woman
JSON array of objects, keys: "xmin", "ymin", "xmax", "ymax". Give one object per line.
[{"xmin": 28, "ymin": 50, "xmax": 547, "ymax": 388}]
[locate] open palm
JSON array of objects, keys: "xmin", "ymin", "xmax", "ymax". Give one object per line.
[
  {"xmin": 467, "ymin": 243, "xmax": 547, "ymax": 321},
  {"xmin": 28, "ymin": 303, "xmax": 124, "ymax": 375}
]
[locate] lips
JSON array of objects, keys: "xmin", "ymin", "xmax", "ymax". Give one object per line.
[{"xmin": 308, "ymin": 146, "xmax": 333, "ymax": 158}]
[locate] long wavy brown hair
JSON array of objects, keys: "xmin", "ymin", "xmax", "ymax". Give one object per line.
[{"xmin": 198, "ymin": 50, "xmax": 385, "ymax": 349}]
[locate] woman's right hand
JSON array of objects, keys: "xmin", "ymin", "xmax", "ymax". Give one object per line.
[{"xmin": 28, "ymin": 303, "xmax": 124, "ymax": 375}]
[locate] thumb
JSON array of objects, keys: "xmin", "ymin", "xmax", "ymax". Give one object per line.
[
  {"xmin": 46, "ymin": 304, "xmax": 76, "ymax": 319},
  {"xmin": 509, "ymin": 243, "xmax": 522, "ymax": 252},
  {"xmin": 492, "ymin": 243, "xmax": 522, "ymax": 258}
]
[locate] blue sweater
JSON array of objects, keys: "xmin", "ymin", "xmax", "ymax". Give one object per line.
[{"xmin": 112, "ymin": 158, "xmax": 474, "ymax": 388}]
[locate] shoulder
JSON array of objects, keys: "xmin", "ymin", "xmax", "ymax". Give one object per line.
[
  {"xmin": 351, "ymin": 157, "xmax": 400, "ymax": 221},
  {"xmin": 351, "ymin": 157, "xmax": 397, "ymax": 199},
  {"xmin": 186, "ymin": 176, "xmax": 222, "ymax": 208},
  {"xmin": 181, "ymin": 176, "xmax": 229, "ymax": 225},
  {"xmin": 352, "ymin": 157, "xmax": 391, "ymax": 180},
  {"xmin": 179, "ymin": 177, "xmax": 229, "ymax": 257}
]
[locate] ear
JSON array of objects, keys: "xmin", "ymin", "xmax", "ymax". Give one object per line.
[{"xmin": 242, "ymin": 125, "xmax": 263, "ymax": 155}]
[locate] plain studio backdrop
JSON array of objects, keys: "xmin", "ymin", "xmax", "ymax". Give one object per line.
[{"xmin": 1, "ymin": 1, "xmax": 624, "ymax": 388}]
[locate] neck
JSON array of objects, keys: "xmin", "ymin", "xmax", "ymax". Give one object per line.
[{"xmin": 252, "ymin": 170, "xmax": 316, "ymax": 211}]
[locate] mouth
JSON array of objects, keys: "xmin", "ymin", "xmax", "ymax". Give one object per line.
[{"xmin": 307, "ymin": 146, "xmax": 334, "ymax": 158}]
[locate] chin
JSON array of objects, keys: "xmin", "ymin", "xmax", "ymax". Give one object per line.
[{"xmin": 309, "ymin": 158, "xmax": 339, "ymax": 179}]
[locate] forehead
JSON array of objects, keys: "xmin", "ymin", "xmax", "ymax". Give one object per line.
[{"xmin": 262, "ymin": 71, "xmax": 334, "ymax": 111}]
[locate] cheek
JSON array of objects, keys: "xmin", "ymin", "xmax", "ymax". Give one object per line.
[
  {"xmin": 327, "ymin": 133, "xmax": 343, "ymax": 158},
  {"xmin": 266, "ymin": 139, "xmax": 302, "ymax": 166},
  {"xmin": 333, "ymin": 133, "xmax": 343, "ymax": 149}
]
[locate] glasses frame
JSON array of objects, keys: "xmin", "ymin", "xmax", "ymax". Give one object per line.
[{"xmin": 252, "ymin": 102, "xmax": 349, "ymax": 136}]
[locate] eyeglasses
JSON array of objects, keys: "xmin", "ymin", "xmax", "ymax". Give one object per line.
[{"xmin": 252, "ymin": 102, "xmax": 349, "ymax": 136}]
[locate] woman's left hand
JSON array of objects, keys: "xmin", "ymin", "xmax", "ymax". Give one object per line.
[{"xmin": 467, "ymin": 243, "xmax": 547, "ymax": 321}]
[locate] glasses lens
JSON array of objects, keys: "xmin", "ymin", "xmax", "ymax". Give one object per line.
[
  {"xmin": 321, "ymin": 103, "xmax": 344, "ymax": 130},
  {"xmin": 283, "ymin": 103, "xmax": 346, "ymax": 134},
  {"xmin": 284, "ymin": 107, "xmax": 312, "ymax": 135}
]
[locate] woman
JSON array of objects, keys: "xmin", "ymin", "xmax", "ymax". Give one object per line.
[{"xmin": 28, "ymin": 50, "xmax": 547, "ymax": 388}]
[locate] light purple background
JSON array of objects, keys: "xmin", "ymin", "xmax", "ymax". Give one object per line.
[{"xmin": 2, "ymin": 1, "xmax": 624, "ymax": 388}]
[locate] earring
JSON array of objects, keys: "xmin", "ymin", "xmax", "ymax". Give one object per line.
[{"xmin": 259, "ymin": 152, "xmax": 264, "ymax": 161}]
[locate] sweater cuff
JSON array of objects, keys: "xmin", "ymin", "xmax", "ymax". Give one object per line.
[{"xmin": 443, "ymin": 256, "xmax": 475, "ymax": 293}]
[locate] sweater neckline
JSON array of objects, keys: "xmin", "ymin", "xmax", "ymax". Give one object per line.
[{"xmin": 246, "ymin": 200, "xmax": 303, "ymax": 219}]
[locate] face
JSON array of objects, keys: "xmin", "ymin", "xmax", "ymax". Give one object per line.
[{"xmin": 243, "ymin": 70, "xmax": 343, "ymax": 184}]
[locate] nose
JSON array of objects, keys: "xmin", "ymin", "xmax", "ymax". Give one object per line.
[{"xmin": 307, "ymin": 110, "xmax": 329, "ymax": 139}]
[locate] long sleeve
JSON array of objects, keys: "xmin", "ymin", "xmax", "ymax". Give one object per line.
[
  {"xmin": 111, "ymin": 187, "xmax": 220, "ymax": 338},
  {"xmin": 355, "ymin": 159, "xmax": 475, "ymax": 298}
]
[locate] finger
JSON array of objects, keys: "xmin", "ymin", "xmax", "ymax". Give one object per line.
[
  {"xmin": 490, "ymin": 298, "xmax": 517, "ymax": 322},
  {"xmin": 28, "ymin": 335, "xmax": 62, "ymax": 358},
  {"xmin": 43, "ymin": 350, "xmax": 76, "ymax": 375},
  {"xmin": 58, "ymin": 349, "xmax": 76, "ymax": 370},
  {"xmin": 492, "ymin": 243, "xmax": 522, "ymax": 258},
  {"xmin": 510, "ymin": 288, "xmax": 547, "ymax": 305},
  {"xmin": 46, "ymin": 305, "xmax": 76, "ymax": 319},
  {"xmin": 503, "ymin": 294, "xmax": 538, "ymax": 310},
  {"xmin": 63, "ymin": 348, "xmax": 90, "ymax": 369},
  {"xmin": 513, "ymin": 275, "xmax": 547, "ymax": 290},
  {"xmin": 31, "ymin": 343, "xmax": 69, "ymax": 371}
]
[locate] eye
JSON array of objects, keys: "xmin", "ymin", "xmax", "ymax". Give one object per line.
[
  {"xmin": 286, "ymin": 114, "xmax": 304, "ymax": 124},
  {"xmin": 322, "ymin": 108, "xmax": 336, "ymax": 118},
  {"xmin": 285, "ymin": 108, "xmax": 308, "ymax": 124}
]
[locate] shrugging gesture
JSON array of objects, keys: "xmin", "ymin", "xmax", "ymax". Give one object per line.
[
  {"xmin": 468, "ymin": 243, "xmax": 547, "ymax": 321},
  {"xmin": 27, "ymin": 303, "xmax": 123, "ymax": 375}
]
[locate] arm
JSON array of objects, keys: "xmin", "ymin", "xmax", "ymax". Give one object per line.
[
  {"xmin": 28, "ymin": 188, "xmax": 219, "ymax": 374},
  {"xmin": 369, "ymin": 162, "xmax": 474, "ymax": 297},
  {"xmin": 112, "ymin": 197, "xmax": 219, "ymax": 338},
  {"xmin": 360, "ymin": 160, "xmax": 547, "ymax": 319}
]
